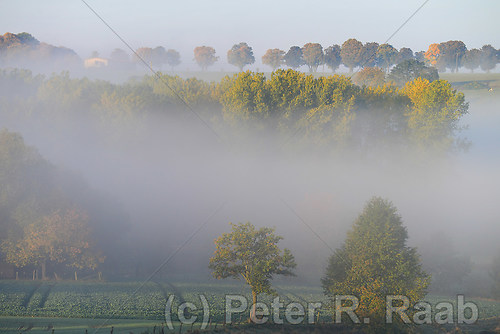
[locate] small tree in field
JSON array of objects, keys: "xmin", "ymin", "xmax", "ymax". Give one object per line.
[
  {"xmin": 322, "ymin": 197, "xmax": 430, "ymax": 326},
  {"xmin": 209, "ymin": 222, "xmax": 296, "ymax": 321}
]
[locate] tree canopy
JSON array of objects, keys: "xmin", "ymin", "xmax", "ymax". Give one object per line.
[
  {"xmin": 193, "ymin": 46, "xmax": 218, "ymax": 71},
  {"xmin": 321, "ymin": 197, "xmax": 430, "ymax": 324},
  {"xmin": 302, "ymin": 43, "xmax": 324, "ymax": 72},
  {"xmin": 209, "ymin": 222, "xmax": 296, "ymax": 320},
  {"xmin": 284, "ymin": 46, "xmax": 305, "ymax": 70},
  {"xmin": 227, "ymin": 42, "xmax": 255, "ymax": 71},
  {"xmin": 341, "ymin": 38, "xmax": 363, "ymax": 72},
  {"xmin": 262, "ymin": 48, "xmax": 285, "ymax": 70},
  {"xmin": 388, "ymin": 59, "xmax": 439, "ymax": 87},
  {"xmin": 324, "ymin": 45, "xmax": 342, "ymax": 72}
]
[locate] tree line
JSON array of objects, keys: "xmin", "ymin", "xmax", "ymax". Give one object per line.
[
  {"xmin": 2, "ymin": 33, "xmax": 497, "ymax": 74},
  {"xmin": 112, "ymin": 40, "xmax": 500, "ymax": 73}
]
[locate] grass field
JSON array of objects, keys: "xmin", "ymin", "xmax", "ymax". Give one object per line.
[{"xmin": 0, "ymin": 280, "xmax": 499, "ymax": 333}]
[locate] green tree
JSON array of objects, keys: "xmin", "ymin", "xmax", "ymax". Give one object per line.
[
  {"xmin": 396, "ymin": 47, "xmax": 414, "ymax": 64},
  {"xmin": 209, "ymin": 222, "xmax": 296, "ymax": 321},
  {"xmin": 261, "ymin": 48, "xmax": 285, "ymax": 70},
  {"xmin": 151, "ymin": 46, "xmax": 167, "ymax": 68},
  {"xmin": 165, "ymin": 49, "xmax": 181, "ymax": 71},
  {"xmin": 302, "ymin": 43, "xmax": 324, "ymax": 72},
  {"xmin": 321, "ymin": 197, "xmax": 430, "ymax": 325},
  {"xmin": 480, "ymin": 44, "xmax": 498, "ymax": 72},
  {"xmin": 402, "ymin": 78, "xmax": 468, "ymax": 151},
  {"xmin": 436, "ymin": 40, "xmax": 467, "ymax": 73},
  {"xmin": 462, "ymin": 48, "xmax": 481, "ymax": 73},
  {"xmin": 376, "ymin": 44, "xmax": 398, "ymax": 73},
  {"xmin": 324, "ymin": 45, "xmax": 342, "ymax": 72},
  {"xmin": 341, "ymin": 38, "xmax": 363, "ymax": 72},
  {"xmin": 353, "ymin": 67, "xmax": 385, "ymax": 87},
  {"xmin": 284, "ymin": 46, "xmax": 305, "ymax": 70},
  {"xmin": 388, "ymin": 59, "xmax": 438, "ymax": 86},
  {"xmin": 359, "ymin": 42, "xmax": 380, "ymax": 68},
  {"xmin": 227, "ymin": 42, "xmax": 255, "ymax": 71},
  {"xmin": 193, "ymin": 46, "xmax": 218, "ymax": 71}
]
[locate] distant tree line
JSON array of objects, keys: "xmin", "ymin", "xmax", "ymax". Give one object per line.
[{"xmin": 1, "ymin": 32, "xmax": 498, "ymax": 74}]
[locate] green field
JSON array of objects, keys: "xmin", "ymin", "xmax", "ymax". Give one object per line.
[{"xmin": 0, "ymin": 280, "xmax": 499, "ymax": 333}]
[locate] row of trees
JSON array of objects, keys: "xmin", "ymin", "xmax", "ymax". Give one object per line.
[
  {"xmin": 126, "ymin": 39, "xmax": 499, "ymax": 73},
  {"xmin": 1, "ymin": 32, "xmax": 498, "ymax": 74}
]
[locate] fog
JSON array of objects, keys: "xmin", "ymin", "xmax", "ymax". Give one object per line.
[{"xmin": 1, "ymin": 70, "xmax": 498, "ymax": 297}]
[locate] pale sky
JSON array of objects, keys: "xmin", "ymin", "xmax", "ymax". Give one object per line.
[{"xmin": 2, "ymin": 0, "xmax": 499, "ymax": 69}]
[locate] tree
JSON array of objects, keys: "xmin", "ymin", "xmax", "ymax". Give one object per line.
[
  {"xmin": 396, "ymin": 47, "xmax": 414, "ymax": 64},
  {"xmin": 165, "ymin": 49, "xmax": 181, "ymax": 71},
  {"xmin": 376, "ymin": 43, "xmax": 398, "ymax": 73},
  {"xmin": 322, "ymin": 197, "xmax": 430, "ymax": 324},
  {"xmin": 227, "ymin": 42, "xmax": 255, "ymax": 71},
  {"xmin": 463, "ymin": 48, "xmax": 481, "ymax": 73},
  {"xmin": 424, "ymin": 43, "xmax": 440, "ymax": 68},
  {"xmin": 1, "ymin": 209, "xmax": 103, "ymax": 280},
  {"xmin": 341, "ymin": 38, "xmax": 363, "ymax": 72},
  {"xmin": 359, "ymin": 42, "xmax": 380, "ymax": 68},
  {"xmin": 134, "ymin": 47, "xmax": 153, "ymax": 65},
  {"xmin": 353, "ymin": 67, "xmax": 385, "ymax": 87},
  {"xmin": 388, "ymin": 59, "xmax": 438, "ymax": 86},
  {"xmin": 302, "ymin": 43, "xmax": 324, "ymax": 72},
  {"xmin": 151, "ymin": 46, "xmax": 167, "ymax": 68},
  {"xmin": 402, "ymin": 78, "xmax": 468, "ymax": 151},
  {"xmin": 261, "ymin": 48, "xmax": 285, "ymax": 70},
  {"xmin": 209, "ymin": 222, "xmax": 296, "ymax": 321},
  {"xmin": 480, "ymin": 44, "xmax": 498, "ymax": 73},
  {"xmin": 414, "ymin": 51, "xmax": 425, "ymax": 62},
  {"xmin": 324, "ymin": 45, "xmax": 342, "ymax": 72},
  {"xmin": 193, "ymin": 46, "xmax": 218, "ymax": 71},
  {"xmin": 436, "ymin": 40, "xmax": 467, "ymax": 72},
  {"xmin": 284, "ymin": 46, "xmax": 304, "ymax": 70}
]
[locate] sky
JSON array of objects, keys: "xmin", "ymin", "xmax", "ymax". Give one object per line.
[
  {"xmin": 2, "ymin": 0, "xmax": 500, "ymax": 69},
  {"xmin": 0, "ymin": 0, "xmax": 500, "ymax": 65}
]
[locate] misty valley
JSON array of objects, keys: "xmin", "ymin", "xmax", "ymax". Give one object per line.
[{"xmin": 1, "ymin": 32, "xmax": 500, "ymax": 334}]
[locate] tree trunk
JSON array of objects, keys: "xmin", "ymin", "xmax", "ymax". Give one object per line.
[
  {"xmin": 41, "ymin": 261, "xmax": 46, "ymax": 280},
  {"xmin": 74, "ymin": 271, "xmax": 78, "ymax": 281},
  {"xmin": 249, "ymin": 290, "xmax": 257, "ymax": 323}
]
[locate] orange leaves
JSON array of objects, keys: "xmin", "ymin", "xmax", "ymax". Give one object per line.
[{"xmin": 424, "ymin": 43, "xmax": 440, "ymax": 66}]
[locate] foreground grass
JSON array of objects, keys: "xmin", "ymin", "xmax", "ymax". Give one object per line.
[
  {"xmin": 0, "ymin": 280, "xmax": 499, "ymax": 333},
  {"xmin": 0, "ymin": 316, "xmax": 164, "ymax": 334}
]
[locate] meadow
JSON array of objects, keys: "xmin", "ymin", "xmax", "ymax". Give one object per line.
[{"xmin": 0, "ymin": 280, "xmax": 499, "ymax": 333}]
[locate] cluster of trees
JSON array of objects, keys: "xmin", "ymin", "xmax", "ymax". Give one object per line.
[
  {"xmin": 425, "ymin": 41, "xmax": 499, "ymax": 73},
  {"xmin": 0, "ymin": 67, "xmax": 468, "ymax": 154},
  {"xmin": 0, "ymin": 32, "xmax": 81, "ymax": 71},
  {"xmin": 210, "ymin": 198, "xmax": 430, "ymax": 328},
  {"xmin": 0, "ymin": 130, "xmax": 126, "ymax": 280}
]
